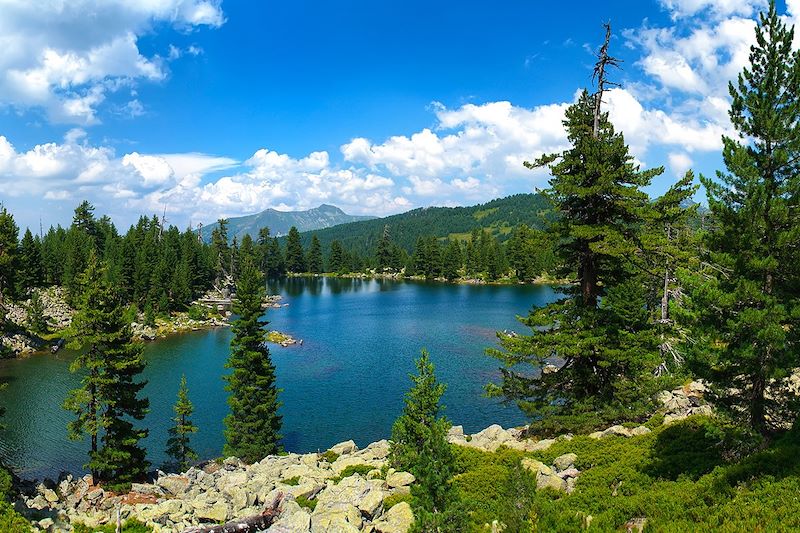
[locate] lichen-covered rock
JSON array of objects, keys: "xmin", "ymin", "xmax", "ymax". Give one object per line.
[
  {"xmin": 385, "ymin": 471, "xmax": 414, "ymax": 488},
  {"xmin": 553, "ymin": 453, "xmax": 577, "ymax": 472},
  {"xmin": 371, "ymin": 501, "xmax": 414, "ymax": 533}
]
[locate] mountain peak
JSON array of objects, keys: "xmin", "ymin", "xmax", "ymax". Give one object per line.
[{"xmin": 202, "ymin": 205, "xmax": 376, "ymax": 242}]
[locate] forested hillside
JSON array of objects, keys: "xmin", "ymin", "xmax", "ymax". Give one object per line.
[{"xmin": 290, "ymin": 193, "xmax": 552, "ymax": 254}]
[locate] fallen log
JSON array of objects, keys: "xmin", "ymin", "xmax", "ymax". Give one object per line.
[{"xmin": 183, "ymin": 492, "xmax": 284, "ymax": 533}]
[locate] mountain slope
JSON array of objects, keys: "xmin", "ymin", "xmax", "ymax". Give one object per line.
[
  {"xmin": 202, "ymin": 204, "xmax": 375, "ymax": 242},
  {"xmin": 291, "ymin": 193, "xmax": 552, "ymax": 254}
]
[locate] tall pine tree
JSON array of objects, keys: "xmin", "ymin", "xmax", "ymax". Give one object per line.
[
  {"xmin": 390, "ymin": 350, "xmax": 464, "ymax": 532},
  {"xmin": 64, "ymin": 251, "xmax": 149, "ymax": 490},
  {"xmin": 682, "ymin": 2, "xmax": 800, "ymax": 436},
  {"xmin": 284, "ymin": 226, "xmax": 305, "ymax": 273},
  {"xmin": 166, "ymin": 375, "xmax": 198, "ymax": 472},
  {"xmin": 224, "ymin": 257, "xmax": 282, "ymax": 462},
  {"xmin": 488, "ymin": 30, "xmax": 665, "ymax": 433}
]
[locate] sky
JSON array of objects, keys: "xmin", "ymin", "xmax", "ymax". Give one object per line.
[{"xmin": 1, "ymin": 0, "xmax": 799, "ymax": 232}]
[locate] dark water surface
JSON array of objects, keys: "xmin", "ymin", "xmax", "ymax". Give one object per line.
[{"xmin": 0, "ymin": 278, "xmax": 557, "ymax": 479}]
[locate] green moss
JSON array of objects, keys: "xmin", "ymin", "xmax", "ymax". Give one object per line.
[
  {"xmin": 280, "ymin": 476, "xmax": 300, "ymax": 486},
  {"xmin": 296, "ymin": 495, "xmax": 317, "ymax": 511},
  {"xmin": 320, "ymin": 450, "xmax": 340, "ymax": 463},
  {"xmin": 331, "ymin": 464, "xmax": 375, "ymax": 483},
  {"xmin": 383, "ymin": 492, "xmax": 413, "ymax": 510},
  {"xmin": 73, "ymin": 518, "xmax": 151, "ymax": 532}
]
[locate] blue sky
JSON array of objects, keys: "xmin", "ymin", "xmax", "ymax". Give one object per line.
[{"xmin": 1, "ymin": 0, "xmax": 798, "ymax": 231}]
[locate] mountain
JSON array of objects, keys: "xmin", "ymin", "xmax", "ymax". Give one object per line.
[
  {"xmin": 201, "ymin": 204, "xmax": 376, "ymax": 242},
  {"xmin": 289, "ymin": 193, "xmax": 552, "ymax": 254}
]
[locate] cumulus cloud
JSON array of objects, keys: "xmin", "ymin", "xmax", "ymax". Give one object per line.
[{"xmin": 0, "ymin": 0, "xmax": 224, "ymax": 124}]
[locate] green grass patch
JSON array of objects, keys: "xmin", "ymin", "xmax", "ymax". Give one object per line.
[
  {"xmin": 331, "ymin": 464, "xmax": 375, "ymax": 483},
  {"xmin": 280, "ymin": 476, "xmax": 300, "ymax": 486},
  {"xmin": 296, "ymin": 495, "xmax": 317, "ymax": 511},
  {"xmin": 73, "ymin": 519, "xmax": 151, "ymax": 533},
  {"xmin": 383, "ymin": 492, "xmax": 413, "ymax": 510},
  {"xmin": 320, "ymin": 450, "xmax": 340, "ymax": 463}
]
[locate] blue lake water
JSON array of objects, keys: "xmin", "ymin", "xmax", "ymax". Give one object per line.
[{"xmin": 0, "ymin": 278, "xmax": 557, "ymax": 479}]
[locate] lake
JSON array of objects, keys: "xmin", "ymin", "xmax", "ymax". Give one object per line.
[{"xmin": 0, "ymin": 278, "xmax": 557, "ymax": 480}]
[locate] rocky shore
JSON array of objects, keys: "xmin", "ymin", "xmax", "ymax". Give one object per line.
[{"xmin": 14, "ymin": 381, "xmax": 709, "ymax": 532}]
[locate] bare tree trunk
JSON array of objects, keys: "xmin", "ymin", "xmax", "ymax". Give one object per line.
[{"xmin": 184, "ymin": 492, "xmax": 284, "ymax": 533}]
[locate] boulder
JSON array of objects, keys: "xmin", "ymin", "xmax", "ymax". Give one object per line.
[
  {"xmin": 630, "ymin": 426, "xmax": 651, "ymax": 437},
  {"xmin": 385, "ymin": 471, "xmax": 415, "ymax": 488},
  {"xmin": 536, "ymin": 473, "xmax": 567, "ymax": 492},
  {"xmin": 196, "ymin": 502, "xmax": 228, "ymax": 523},
  {"xmin": 157, "ymin": 475, "xmax": 189, "ymax": 496},
  {"xmin": 42, "ymin": 488, "xmax": 59, "ymax": 503},
  {"xmin": 372, "ymin": 501, "xmax": 414, "ymax": 533},
  {"xmin": 329, "ymin": 440, "xmax": 358, "ymax": 456},
  {"xmin": 553, "ymin": 453, "xmax": 577, "ymax": 472},
  {"xmin": 310, "ymin": 507, "xmax": 362, "ymax": 532},
  {"xmin": 269, "ymin": 507, "xmax": 311, "ymax": 532}
]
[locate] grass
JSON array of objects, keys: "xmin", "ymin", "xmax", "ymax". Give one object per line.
[
  {"xmin": 331, "ymin": 464, "xmax": 375, "ymax": 483},
  {"xmin": 446, "ymin": 414, "xmax": 800, "ymax": 532},
  {"xmin": 280, "ymin": 476, "xmax": 300, "ymax": 486},
  {"xmin": 383, "ymin": 492, "xmax": 413, "ymax": 510},
  {"xmin": 320, "ymin": 450, "xmax": 340, "ymax": 463},
  {"xmin": 295, "ymin": 495, "xmax": 317, "ymax": 511},
  {"xmin": 73, "ymin": 519, "xmax": 151, "ymax": 533}
]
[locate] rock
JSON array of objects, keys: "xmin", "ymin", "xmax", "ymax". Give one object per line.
[
  {"xmin": 269, "ymin": 507, "xmax": 311, "ymax": 532},
  {"xmin": 557, "ymin": 467, "xmax": 580, "ymax": 479},
  {"xmin": 329, "ymin": 440, "xmax": 358, "ymax": 456},
  {"xmin": 521, "ymin": 458, "xmax": 549, "ymax": 476},
  {"xmin": 130, "ymin": 483, "xmax": 163, "ymax": 496},
  {"xmin": 358, "ymin": 487, "xmax": 385, "ymax": 519},
  {"xmin": 310, "ymin": 507, "xmax": 362, "ymax": 532},
  {"xmin": 553, "ymin": 453, "xmax": 577, "ymax": 471},
  {"xmin": 602, "ymin": 425, "xmax": 633, "ymax": 438},
  {"xmin": 157, "ymin": 475, "xmax": 189, "ymax": 496},
  {"xmin": 86, "ymin": 488, "xmax": 104, "ymax": 501},
  {"xmin": 447, "ymin": 425, "xmax": 464, "ymax": 438},
  {"xmin": 588, "ymin": 431, "xmax": 604, "ymax": 439},
  {"xmin": 372, "ymin": 501, "xmax": 414, "ymax": 533},
  {"xmin": 624, "ymin": 517, "xmax": 647, "ymax": 532},
  {"xmin": 536, "ymin": 473, "xmax": 567, "ymax": 492},
  {"xmin": 385, "ymin": 471, "xmax": 415, "ymax": 488},
  {"xmin": 630, "ymin": 426, "xmax": 651, "ymax": 436},
  {"xmin": 38, "ymin": 517, "xmax": 55, "ymax": 530},
  {"xmin": 42, "ymin": 488, "xmax": 59, "ymax": 503},
  {"xmin": 196, "ymin": 502, "xmax": 228, "ymax": 523}
]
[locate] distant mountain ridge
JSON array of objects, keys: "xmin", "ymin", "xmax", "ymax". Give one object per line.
[{"xmin": 201, "ymin": 204, "xmax": 375, "ymax": 242}]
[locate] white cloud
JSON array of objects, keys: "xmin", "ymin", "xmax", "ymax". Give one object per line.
[
  {"xmin": 0, "ymin": 0, "xmax": 224, "ymax": 124},
  {"xmin": 668, "ymin": 152, "xmax": 693, "ymax": 177},
  {"xmin": 660, "ymin": 0, "xmax": 766, "ymax": 19}
]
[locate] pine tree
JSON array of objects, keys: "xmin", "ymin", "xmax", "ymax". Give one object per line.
[
  {"xmin": 284, "ymin": 226, "xmax": 305, "ymax": 273},
  {"xmin": 224, "ymin": 257, "xmax": 282, "ymax": 462},
  {"xmin": 64, "ymin": 251, "xmax": 149, "ymax": 490},
  {"xmin": 328, "ymin": 240, "xmax": 346, "ymax": 273},
  {"xmin": 682, "ymin": 2, "xmax": 800, "ymax": 436},
  {"xmin": 442, "ymin": 240, "xmax": 462, "ymax": 281},
  {"xmin": 211, "ymin": 218, "xmax": 231, "ymax": 281},
  {"xmin": 0, "ymin": 206, "xmax": 19, "ymax": 306},
  {"xmin": 26, "ymin": 291, "xmax": 48, "ymax": 334},
  {"xmin": 18, "ymin": 228, "xmax": 44, "ymax": 295},
  {"xmin": 487, "ymin": 33, "xmax": 665, "ymax": 433},
  {"xmin": 376, "ymin": 225, "xmax": 393, "ymax": 272},
  {"xmin": 266, "ymin": 237, "xmax": 284, "ymax": 278},
  {"xmin": 166, "ymin": 375, "xmax": 198, "ymax": 472},
  {"xmin": 306, "ymin": 234, "xmax": 323, "ymax": 274},
  {"xmin": 390, "ymin": 350, "xmax": 464, "ymax": 532}
]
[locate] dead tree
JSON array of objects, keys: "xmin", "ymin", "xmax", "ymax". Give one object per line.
[
  {"xmin": 184, "ymin": 492, "xmax": 284, "ymax": 533},
  {"xmin": 591, "ymin": 22, "xmax": 622, "ymax": 138}
]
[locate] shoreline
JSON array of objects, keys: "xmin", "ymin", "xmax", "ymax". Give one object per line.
[{"xmin": 285, "ymin": 271, "xmax": 569, "ymax": 286}]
